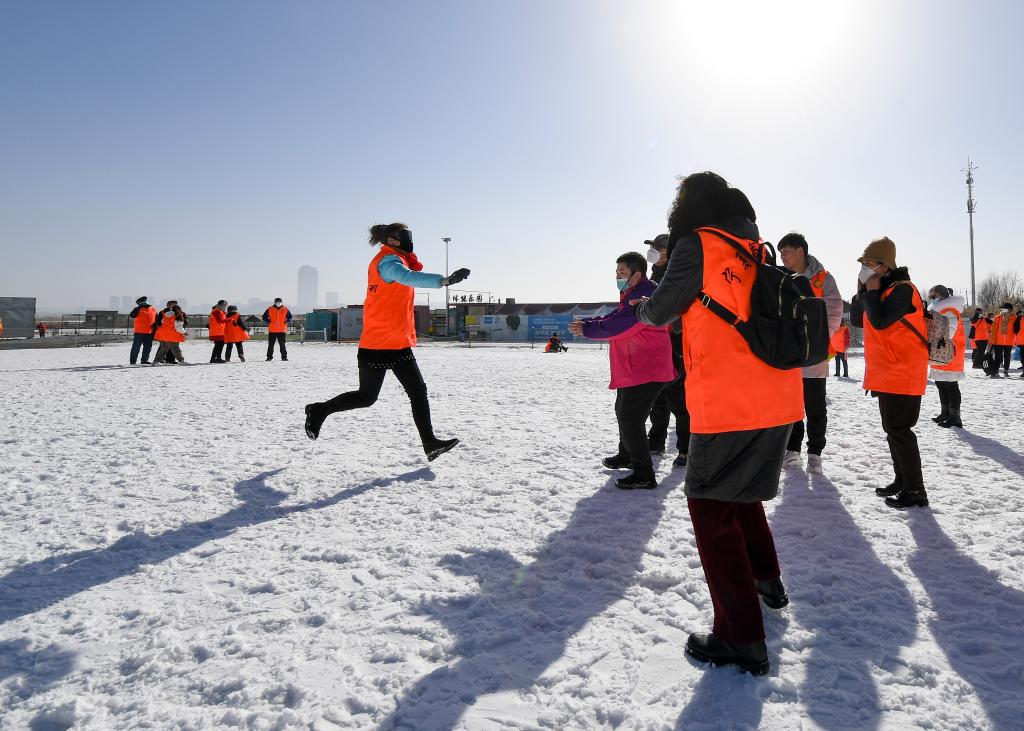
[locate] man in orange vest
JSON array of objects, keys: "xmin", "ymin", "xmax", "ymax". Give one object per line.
[
  {"xmin": 152, "ymin": 302, "xmax": 187, "ymax": 364},
  {"xmin": 636, "ymin": 172, "xmax": 801, "ymax": 676},
  {"xmin": 777, "ymin": 233, "xmax": 844, "ymax": 475},
  {"xmin": 208, "ymin": 300, "xmax": 228, "ymax": 363},
  {"xmin": 850, "ymin": 237, "xmax": 929, "ymax": 509},
  {"xmin": 223, "ymin": 305, "xmax": 250, "ymax": 362},
  {"xmin": 129, "ymin": 296, "xmax": 157, "ymax": 364},
  {"xmin": 262, "ymin": 297, "xmax": 292, "ymax": 361},
  {"xmin": 969, "ymin": 308, "xmax": 991, "ymax": 369},
  {"xmin": 989, "ymin": 302, "xmax": 1016, "ymax": 377},
  {"xmin": 831, "ymin": 322, "xmax": 851, "ymax": 377}
]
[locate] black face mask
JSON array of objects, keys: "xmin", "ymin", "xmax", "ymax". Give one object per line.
[{"xmin": 397, "ymin": 229, "xmax": 414, "ymax": 252}]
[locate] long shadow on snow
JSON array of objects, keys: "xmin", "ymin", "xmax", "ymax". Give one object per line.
[
  {"xmin": 0, "ymin": 467, "xmax": 432, "ymax": 626},
  {"xmin": 771, "ymin": 470, "xmax": 917, "ymax": 730},
  {"xmin": 378, "ymin": 471, "xmax": 682, "ymax": 731},
  {"xmin": 906, "ymin": 509, "xmax": 1024, "ymax": 730},
  {"xmin": 951, "ymin": 429, "xmax": 1024, "ymax": 481}
]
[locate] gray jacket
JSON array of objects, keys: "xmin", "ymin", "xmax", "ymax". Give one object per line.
[{"xmin": 800, "ymin": 255, "xmax": 844, "ymax": 379}]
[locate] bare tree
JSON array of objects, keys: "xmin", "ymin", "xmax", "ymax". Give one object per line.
[{"xmin": 976, "ymin": 271, "xmax": 1024, "ymax": 312}]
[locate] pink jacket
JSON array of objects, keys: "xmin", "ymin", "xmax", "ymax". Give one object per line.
[{"xmin": 580, "ymin": 277, "xmax": 677, "ymax": 389}]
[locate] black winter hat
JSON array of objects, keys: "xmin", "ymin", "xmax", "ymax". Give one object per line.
[{"xmin": 136, "ymin": 296, "xmax": 148, "ymax": 305}]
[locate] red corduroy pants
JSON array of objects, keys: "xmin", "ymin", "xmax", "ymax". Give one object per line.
[{"xmin": 687, "ymin": 498, "xmax": 781, "ymax": 644}]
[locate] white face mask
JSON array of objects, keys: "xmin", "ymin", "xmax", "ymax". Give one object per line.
[
  {"xmin": 646, "ymin": 247, "xmax": 663, "ymax": 264},
  {"xmin": 1001, "ymin": 308, "xmax": 1010, "ymax": 314},
  {"xmin": 858, "ymin": 264, "xmax": 880, "ymax": 284}
]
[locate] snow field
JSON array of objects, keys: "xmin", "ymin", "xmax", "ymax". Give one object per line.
[{"xmin": 1, "ymin": 342, "xmax": 1023, "ymax": 730}]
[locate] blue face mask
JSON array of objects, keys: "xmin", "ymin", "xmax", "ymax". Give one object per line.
[{"xmin": 616, "ymin": 278, "xmax": 630, "ymax": 292}]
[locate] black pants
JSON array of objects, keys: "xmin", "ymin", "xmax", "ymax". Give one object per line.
[
  {"xmin": 615, "ymin": 381, "xmax": 666, "ymax": 472},
  {"xmin": 834, "ymin": 352, "xmax": 848, "ymax": 377},
  {"xmin": 130, "ymin": 333, "xmax": 154, "ymax": 364},
  {"xmin": 322, "ymin": 355, "xmax": 436, "ymax": 444},
  {"xmin": 971, "ymin": 340, "xmax": 988, "ymax": 368},
  {"xmin": 935, "ymin": 380, "xmax": 961, "ymax": 411},
  {"xmin": 787, "ymin": 378, "xmax": 827, "ymax": 455},
  {"xmin": 648, "ymin": 375, "xmax": 690, "ymax": 453},
  {"xmin": 991, "ymin": 345, "xmax": 1012, "ymax": 374},
  {"xmin": 267, "ymin": 333, "xmax": 288, "ymax": 360},
  {"xmin": 210, "ymin": 339, "xmax": 224, "ymax": 362},
  {"xmin": 877, "ymin": 392, "xmax": 924, "ymax": 492},
  {"xmin": 225, "ymin": 342, "xmax": 244, "ymax": 360}
]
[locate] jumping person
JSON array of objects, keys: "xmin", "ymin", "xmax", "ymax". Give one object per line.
[
  {"xmin": 777, "ymin": 233, "xmax": 843, "ymax": 474},
  {"xmin": 303, "ymin": 222, "xmax": 467, "ymax": 462},
  {"xmin": 927, "ymin": 286, "xmax": 966, "ymax": 428},
  {"xmin": 636, "ymin": 172, "xmax": 801, "ymax": 676},
  {"xmin": 129, "ymin": 296, "xmax": 157, "ymax": 365},
  {"xmin": 568, "ymin": 251, "xmax": 675, "ymax": 490},
  {"xmin": 208, "ymin": 300, "xmax": 228, "ymax": 363},
  {"xmin": 263, "ymin": 298, "xmax": 292, "ymax": 361},
  {"xmin": 849, "ymin": 237, "xmax": 930, "ymax": 509},
  {"xmin": 152, "ymin": 303, "xmax": 186, "ymax": 364},
  {"xmin": 832, "ymin": 322, "xmax": 851, "ymax": 377},
  {"xmin": 223, "ymin": 305, "xmax": 249, "ymax": 361}
]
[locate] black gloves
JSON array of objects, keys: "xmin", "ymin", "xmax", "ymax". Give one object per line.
[{"xmin": 445, "ymin": 268, "xmax": 470, "ymax": 285}]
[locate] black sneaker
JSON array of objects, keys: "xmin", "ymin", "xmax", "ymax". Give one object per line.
[
  {"xmin": 673, "ymin": 452, "xmax": 688, "ymax": 468},
  {"xmin": 602, "ymin": 454, "xmax": 632, "ymax": 470},
  {"xmin": 616, "ymin": 470, "xmax": 658, "ymax": 490},
  {"xmin": 648, "ymin": 443, "xmax": 666, "ymax": 455},
  {"xmin": 425, "ymin": 437, "xmax": 459, "ymax": 462},
  {"xmin": 266, "ymin": 357, "xmax": 273, "ymax": 361},
  {"xmin": 685, "ymin": 633, "xmax": 769, "ymax": 676},
  {"xmin": 755, "ymin": 577, "xmax": 789, "ymax": 609},
  {"xmin": 304, "ymin": 404, "xmax": 326, "ymax": 440},
  {"xmin": 885, "ymin": 489, "xmax": 929, "ymax": 509},
  {"xmin": 874, "ymin": 482, "xmax": 902, "ymax": 497}
]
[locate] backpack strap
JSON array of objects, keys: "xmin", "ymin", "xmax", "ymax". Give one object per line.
[
  {"xmin": 696, "ymin": 228, "xmax": 763, "ymax": 266},
  {"xmin": 696, "ymin": 291, "xmax": 742, "ymax": 327},
  {"xmin": 899, "ymin": 317, "xmax": 929, "ymax": 348}
]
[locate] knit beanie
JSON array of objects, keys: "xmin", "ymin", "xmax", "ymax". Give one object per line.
[{"xmin": 858, "ymin": 237, "xmax": 897, "ymax": 270}]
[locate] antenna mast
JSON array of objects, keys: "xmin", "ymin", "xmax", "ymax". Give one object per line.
[{"xmin": 965, "ymin": 159, "xmax": 977, "ymax": 306}]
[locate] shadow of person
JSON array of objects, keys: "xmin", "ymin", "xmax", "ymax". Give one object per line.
[
  {"xmin": 770, "ymin": 471, "xmax": 917, "ymax": 730},
  {"xmin": 906, "ymin": 509, "xmax": 1024, "ymax": 730},
  {"xmin": 0, "ymin": 467, "xmax": 431, "ymax": 626},
  {"xmin": 0, "ymin": 638, "xmax": 77, "ymax": 703},
  {"xmin": 378, "ymin": 472, "xmax": 683, "ymax": 731},
  {"xmin": 951, "ymin": 430, "xmax": 1024, "ymax": 480}
]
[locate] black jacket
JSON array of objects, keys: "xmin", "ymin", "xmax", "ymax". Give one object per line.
[{"xmin": 849, "ymin": 267, "xmax": 916, "ymax": 331}]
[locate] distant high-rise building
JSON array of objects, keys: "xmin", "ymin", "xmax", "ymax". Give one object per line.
[
  {"xmin": 298, "ymin": 266, "xmax": 319, "ymax": 312},
  {"xmin": 109, "ymin": 296, "xmax": 120, "ymax": 311},
  {"xmin": 121, "ymin": 296, "xmax": 134, "ymax": 312},
  {"xmin": 325, "ymin": 291, "xmax": 339, "ymax": 308}
]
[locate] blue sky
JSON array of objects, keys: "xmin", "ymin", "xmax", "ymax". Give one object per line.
[{"xmin": 1, "ymin": 0, "xmax": 1021, "ymax": 312}]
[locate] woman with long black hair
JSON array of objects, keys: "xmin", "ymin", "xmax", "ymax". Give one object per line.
[{"xmin": 304, "ymin": 223, "xmax": 469, "ymax": 461}]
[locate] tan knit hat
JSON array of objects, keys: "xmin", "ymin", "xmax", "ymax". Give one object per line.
[{"xmin": 858, "ymin": 236, "xmax": 897, "ymax": 270}]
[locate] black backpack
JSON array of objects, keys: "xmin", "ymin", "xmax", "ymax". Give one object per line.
[{"xmin": 695, "ymin": 228, "xmax": 831, "ymax": 370}]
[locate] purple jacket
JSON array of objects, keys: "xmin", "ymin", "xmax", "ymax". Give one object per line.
[{"xmin": 581, "ymin": 276, "xmax": 676, "ymax": 389}]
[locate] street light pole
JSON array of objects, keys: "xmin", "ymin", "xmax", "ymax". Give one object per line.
[{"xmin": 442, "ymin": 237, "xmax": 452, "ymax": 337}]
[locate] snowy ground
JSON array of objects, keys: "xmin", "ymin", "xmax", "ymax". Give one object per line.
[{"xmin": 1, "ymin": 342, "xmax": 1023, "ymax": 731}]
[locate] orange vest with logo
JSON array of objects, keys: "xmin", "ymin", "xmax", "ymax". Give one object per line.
[
  {"xmin": 155, "ymin": 311, "xmax": 185, "ymax": 343},
  {"xmin": 267, "ymin": 306, "xmax": 290, "ymax": 333},
  {"xmin": 990, "ymin": 314, "xmax": 1014, "ymax": 346},
  {"xmin": 974, "ymin": 318, "xmax": 990, "ymax": 341},
  {"xmin": 829, "ymin": 324, "xmax": 849, "ymax": 355},
  {"xmin": 680, "ymin": 228, "xmax": 803, "ymax": 434},
  {"xmin": 133, "ymin": 306, "xmax": 157, "ymax": 334},
  {"xmin": 809, "ymin": 270, "xmax": 828, "ymax": 298},
  {"xmin": 931, "ymin": 306, "xmax": 966, "ymax": 372},
  {"xmin": 208, "ymin": 308, "xmax": 226, "ymax": 338},
  {"xmin": 862, "ymin": 282, "xmax": 928, "ymax": 395},
  {"xmin": 223, "ymin": 313, "xmax": 249, "ymax": 343},
  {"xmin": 359, "ymin": 246, "xmax": 417, "ymax": 350}
]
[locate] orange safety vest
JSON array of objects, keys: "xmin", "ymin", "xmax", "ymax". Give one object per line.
[
  {"xmin": 267, "ymin": 305, "xmax": 290, "ymax": 333},
  {"xmin": 154, "ymin": 311, "xmax": 185, "ymax": 343},
  {"xmin": 681, "ymin": 228, "xmax": 803, "ymax": 434},
  {"xmin": 1016, "ymin": 315, "xmax": 1024, "ymax": 346},
  {"xmin": 974, "ymin": 318, "xmax": 990, "ymax": 341},
  {"xmin": 133, "ymin": 305, "xmax": 157, "ymax": 334},
  {"xmin": 359, "ymin": 246, "xmax": 417, "ymax": 350},
  {"xmin": 809, "ymin": 270, "xmax": 828, "ymax": 298},
  {"xmin": 829, "ymin": 324, "xmax": 849, "ymax": 355},
  {"xmin": 931, "ymin": 306, "xmax": 966, "ymax": 373},
  {"xmin": 223, "ymin": 313, "xmax": 249, "ymax": 343},
  {"xmin": 208, "ymin": 308, "xmax": 227, "ymax": 338},
  {"xmin": 990, "ymin": 314, "xmax": 1014, "ymax": 346},
  {"xmin": 862, "ymin": 281, "xmax": 928, "ymax": 396}
]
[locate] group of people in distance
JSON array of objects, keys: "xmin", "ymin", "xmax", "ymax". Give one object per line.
[
  {"xmin": 296, "ymin": 170, "xmax": 1010, "ymax": 677},
  {"xmin": 969, "ymin": 303, "xmax": 1024, "ymax": 377},
  {"xmin": 127, "ymin": 296, "xmax": 293, "ymax": 365}
]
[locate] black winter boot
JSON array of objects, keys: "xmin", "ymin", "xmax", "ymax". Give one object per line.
[
  {"xmin": 424, "ymin": 437, "xmax": 459, "ymax": 462},
  {"xmin": 602, "ymin": 453, "xmax": 632, "ymax": 470},
  {"xmin": 304, "ymin": 403, "xmax": 327, "ymax": 440},
  {"xmin": 755, "ymin": 577, "xmax": 789, "ymax": 609},
  {"xmin": 885, "ymin": 487, "xmax": 929, "ymax": 509},
  {"xmin": 938, "ymin": 408, "xmax": 962, "ymax": 429},
  {"xmin": 685, "ymin": 633, "xmax": 770, "ymax": 676},
  {"xmin": 931, "ymin": 406, "xmax": 949, "ymax": 423},
  {"xmin": 673, "ymin": 452, "xmax": 688, "ymax": 468},
  {"xmin": 875, "ymin": 481, "xmax": 902, "ymax": 497},
  {"xmin": 616, "ymin": 468, "xmax": 658, "ymax": 490}
]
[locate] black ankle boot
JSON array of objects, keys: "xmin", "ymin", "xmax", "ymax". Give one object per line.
[
  {"xmin": 602, "ymin": 453, "xmax": 632, "ymax": 470},
  {"xmin": 685, "ymin": 633, "xmax": 770, "ymax": 676},
  {"xmin": 931, "ymin": 406, "xmax": 949, "ymax": 423},
  {"xmin": 885, "ymin": 487, "xmax": 929, "ymax": 509},
  {"xmin": 304, "ymin": 403, "xmax": 327, "ymax": 440},
  {"xmin": 424, "ymin": 437, "xmax": 459, "ymax": 462},
  {"xmin": 875, "ymin": 481, "xmax": 902, "ymax": 497},
  {"xmin": 938, "ymin": 408, "xmax": 962, "ymax": 429},
  {"xmin": 755, "ymin": 577, "xmax": 789, "ymax": 609},
  {"xmin": 616, "ymin": 468, "xmax": 657, "ymax": 490}
]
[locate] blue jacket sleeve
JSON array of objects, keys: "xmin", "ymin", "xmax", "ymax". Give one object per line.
[
  {"xmin": 286, "ymin": 309, "xmax": 293, "ymax": 323},
  {"xmin": 378, "ymin": 255, "xmax": 445, "ymax": 289},
  {"xmin": 261, "ymin": 308, "xmax": 270, "ymax": 324}
]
